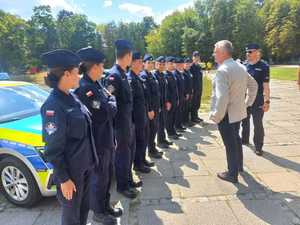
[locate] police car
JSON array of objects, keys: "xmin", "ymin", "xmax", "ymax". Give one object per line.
[{"xmin": 0, "ymin": 81, "xmax": 55, "ymax": 207}]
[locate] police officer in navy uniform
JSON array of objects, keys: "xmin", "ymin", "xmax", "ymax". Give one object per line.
[
  {"xmin": 105, "ymin": 40, "xmax": 141, "ymax": 199},
  {"xmin": 241, "ymin": 44, "xmax": 270, "ymax": 156},
  {"xmin": 153, "ymin": 56, "xmax": 173, "ymax": 148},
  {"xmin": 75, "ymin": 47, "xmax": 122, "ymax": 225},
  {"xmin": 182, "ymin": 57, "xmax": 194, "ymax": 127},
  {"xmin": 174, "ymin": 57, "xmax": 186, "ymax": 132},
  {"xmin": 128, "ymin": 52, "xmax": 154, "ymax": 174},
  {"xmin": 165, "ymin": 56, "xmax": 181, "ymax": 139},
  {"xmin": 190, "ymin": 51, "xmax": 204, "ymax": 123},
  {"xmin": 140, "ymin": 54, "xmax": 163, "ymax": 159},
  {"xmin": 41, "ymin": 49, "xmax": 99, "ymax": 225}
]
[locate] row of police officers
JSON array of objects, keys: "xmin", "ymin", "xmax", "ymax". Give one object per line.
[{"xmin": 41, "ymin": 39, "xmax": 204, "ymax": 225}]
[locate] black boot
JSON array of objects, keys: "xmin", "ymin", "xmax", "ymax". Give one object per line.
[
  {"xmin": 106, "ymin": 205, "xmax": 123, "ymax": 218},
  {"xmin": 93, "ymin": 213, "xmax": 117, "ymax": 225}
]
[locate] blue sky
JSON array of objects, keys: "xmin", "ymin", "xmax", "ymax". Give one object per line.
[{"xmin": 0, "ymin": 0, "xmax": 195, "ymax": 23}]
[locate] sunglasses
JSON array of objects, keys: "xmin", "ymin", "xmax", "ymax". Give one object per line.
[{"xmin": 246, "ymin": 50, "xmax": 256, "ymax": 54}]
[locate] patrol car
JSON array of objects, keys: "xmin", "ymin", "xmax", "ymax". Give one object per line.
[{"xmin": 0, "ymin": 81, "xmax": 55, "ymax": 207}]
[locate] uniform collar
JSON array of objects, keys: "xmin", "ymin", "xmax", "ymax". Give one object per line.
[
  {"xmin": 52, "ymin": 88, "xmax": 75, "ymax": 104},
  {"xmin": 83, "ymin": 73, "xmax": 96, "ymax": 84},
  {"xmin": 115, "ymin": 64, "xmax": 127, "ymax": 77}
]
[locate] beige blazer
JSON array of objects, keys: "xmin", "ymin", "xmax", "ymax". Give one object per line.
[{"xmin": 210, "ymin": 58, "xmax": 258, "ymax": 124}]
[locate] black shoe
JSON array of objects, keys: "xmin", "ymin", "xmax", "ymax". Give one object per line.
[
  {"xmin": 163, "ymin": 140, "xmax": 173, "ymax": 145},
  {"xmin": 242, "ymin": 141, "xmax": 249, "ymax": 145},
  {"xmin": 175, "ymin": 132, "xmax": 182, "ymax": 137},
  {"xmin": 134, "ymin": 165, "xmax": 151, "ymax": 174},
  {"xmin": 149, "ymin": 150, "xmax": 163, "ymax": 159},
  {"xmin": 106, "ymin": 205, "xmax": 123, "ymax": 218},
  {"xmin": 93, "ymin": 212, "xmax": 117, "ymax": 225},
  {"xmin": 184, "ymin": 122, "xmax": 195, "ymax": 127},
  {"xmin": 168, "ymin": 134, "xmax": 179, "ymax": 140},
  {"xmin": 130, "ymin": 181, "xmax": 143, "ymax": 188},
  {"xmin": 255, "ymin": 150, "xmax": 263, "ymax": 156},
  {"xmin": 176, "ymin": 127, "xmax": 186, "ymax": 133},
  {"xmin": 117, "ymin": 189, "xmax": 138, "ymax": 199},
  {"xmin": 157, "ymin": 142, "xmax": 169, "ymax": 148},
  {"xmin": 198, "ymin": 118, "xmax": 204, "ymax": 122},
  {"xmin": 217, "ymin": 172, "xmax": 238, "ymax": 183},
  {"xmin": 144, "ymin": 160, "xmax": 155, "ymax": 167}
]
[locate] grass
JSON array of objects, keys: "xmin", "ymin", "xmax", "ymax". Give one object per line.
[
  {"xmin": 201, "ymin": 74, "xmax": 212, "ymax": 112},
  {"xmin": 270, "ymin": 66, "xmax": 299, "ymax": 81}
]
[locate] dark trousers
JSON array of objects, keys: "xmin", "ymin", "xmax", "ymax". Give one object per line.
[
  {"xmin": 241, "ymin": 107, "xmax": 265, "ymax": 151},
  {"xmin": 166, "ymin": 104, "xmax": 177, "ymax": 135},
  {"xmin": 191, "ymin": 89, "xmax": 202, "ymax": 120},
  {"xmin": 218, "ymin": 114, "xmax": 243, "ymax": 178},
  {"xmin": 157, "ymin": 109, "xmax": 167, "ymax": 143},
  {"xmin": 183, "ymin": 98, "xmax": 192, "ymax": 124},
  {"xmin": 175, "ymin": 100, "xmax": 184, "ymax": 128},
  {"xmin": 115, "ymin": 124, "xmax": 135, "ymax": 191},
  {"xmin": 148, "ymin": 113, "xmax": 159, "ymax": 151},
  {"xmin": 134, "ymin": 123, "xmax": 148, "ymax": 167},
  {"xmin": 90, "ymin": 149, "xmax": 113, "ymax": 214},
  {"xmin": 57, "ymin": 171, "xmax": 90, "ymax": 225}
]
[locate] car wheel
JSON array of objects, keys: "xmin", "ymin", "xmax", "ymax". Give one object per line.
[{"xmin": 0, "ymin": 156, "xmax": 41, "ymax": 207}]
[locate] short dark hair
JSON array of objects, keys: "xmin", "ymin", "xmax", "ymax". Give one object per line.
[{"xmin": 116, "ymin": 48, "xmax": 132, "ymax": 59}]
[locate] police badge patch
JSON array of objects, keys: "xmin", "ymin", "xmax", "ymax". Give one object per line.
[
  {"xmin": 45, "ymin": 122, "xmax": 57, "ymax": 135},
  {"xmin": 92, "ymin": 100, "xmax": 101, "ymax": 109}
]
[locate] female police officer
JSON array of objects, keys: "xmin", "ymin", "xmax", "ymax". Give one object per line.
[
  {"xmin": 41, "ymin": 49, "xmax": 99, "ymax": 225},
  {"xmin": 75, "ymin": 47, "xmax": 121, "ymax": 225}
]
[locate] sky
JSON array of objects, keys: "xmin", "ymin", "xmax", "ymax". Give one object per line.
[{"xmin": 0, "ymin": 0, "xmax": 195, "ymax": 23}]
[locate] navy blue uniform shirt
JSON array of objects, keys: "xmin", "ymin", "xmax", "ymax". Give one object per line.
[
  {"xmin": 105, "ymin": 64, "xmax": 133, "ymax": 131},
  {"xmin": 128, "ymin": 70, "xmax": 148, "ymax": 129},
  {"xmin": 140, "ymin": 70, "xmax": 161, "ymax": 113},
  {"xmin": 190, "ymin": 63, "xmax": 203, "ymax": 91},
  {"xmin": 154, "ymin": 69, "xmax": 168, "ymax": 109},
  {"xmin": 245, "ymin": 60, "xmax": 270, "ymax": 107},
  {"xmin": 165, "ymin": 70, "xmax": 179, "ymax": 106},
  {"xmin": 75, "ymin": 74, "xmax": 117, "ymax": 151},
  {"xmin": 41, "ymin": 88, "xmax": 98, "ymax": 184}
]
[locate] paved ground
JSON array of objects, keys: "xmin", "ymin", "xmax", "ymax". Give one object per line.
[{"xmin": 1, "ymin": 80, "xmax": 300, "ymax": 225}]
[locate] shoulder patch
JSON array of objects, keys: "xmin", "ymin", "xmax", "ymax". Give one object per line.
[
  {"xmin": 86, "ymin": 90, "xmax": 94, "ymax": 97},
  {"xmin": 46, "ymin": 110, "xmax": 55, "ymax": 116},
  {"xmin": 45, "ymin": 122, "xmax": 57, "ymax": 135},
  {"xmin": 109, "ymin": 76, "xmax": 115, "ymax": 81}
]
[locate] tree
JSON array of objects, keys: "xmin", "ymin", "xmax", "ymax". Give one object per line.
[{"xmin": 0, "ymin": 10, "xmax": 28, "ymax": 73}]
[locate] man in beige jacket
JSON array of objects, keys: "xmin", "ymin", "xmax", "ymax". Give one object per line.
[{"xmin": 210, "ymin": 40, "xmax": 258, "ymax": 183}]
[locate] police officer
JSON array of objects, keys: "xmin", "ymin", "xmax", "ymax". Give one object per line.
[
  {"xmin": 41, "ymin": 49, "xmax": 99, "ymax": 225},
  {"xmin": 241, "ymin": 44, "xmax": 270, "ymax": 156},
  {"xmin": 128, "ymin": 52, "xmax": 154, "ymax": 174},
  {"xmin": 105, "ymin": 40, "xmax": 141, "ymax": 199},
  {"xmin": 153, "ymin": 56, "xmax": 173, "ymax": 148},
  {"xmin": 140, "ymin": 54, "xmax": 163, "ymax": 159},
  {"xmin": 190, "ymin": 51, "xmax": 204, "ymax": 123},
  {"xmin": 75, "ymin": 47, "xmax": 122, "ymax": 225},
  {"xmin": 174, "ymin": 57, "xmax": 186, "ymax": 132},
  {"xmin": 182, "ymin": 57, "xmax": 194, "ymax": 127},
  {"xmin": 165, "ymin": 56, "xmax": 181, "ymax": 139}
]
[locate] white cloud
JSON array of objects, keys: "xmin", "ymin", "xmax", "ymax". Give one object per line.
[
  {"xmin": 156, "ymin": 0, "xmax": 195, "ymax": 23},
  {"xmin": 37, "ymin": 0, "xmax": 83, "ymax": 13},
  {"xmin": 119, "ymin": 3, "xmax": 154, "ymax": 17},
  {"xmin": 104, "ymin": 0, "xmax": 113, "ymax": 8}
]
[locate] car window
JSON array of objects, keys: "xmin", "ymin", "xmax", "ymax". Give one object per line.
[{"xmin": 0, "ymin": 84, "xmax": 49, "ymax": 123}]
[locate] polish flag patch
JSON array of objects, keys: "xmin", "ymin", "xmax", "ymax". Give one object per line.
[
  {"xmin": 46, "ymin": 110, "xmax": 55, "ymax": 116},
  {"xmin": 86, "ymin": 91, "xmax": 93, "ymax": 97}
]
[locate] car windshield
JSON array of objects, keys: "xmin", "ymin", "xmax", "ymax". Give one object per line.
[{"xmin": 0, "ymin": 84, "xmax": 49, "ymax": 123}]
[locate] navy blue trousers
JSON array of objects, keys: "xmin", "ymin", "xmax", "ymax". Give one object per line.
[{"xmin": 218, "ymin": 114, "xmax": 243, "ymax": 178}]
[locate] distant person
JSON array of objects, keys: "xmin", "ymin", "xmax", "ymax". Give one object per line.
[
  {"xmin": 241, "ymin": 44, "xmax": 270, "ymax": 156},
  {"xmin": 210, "ymin": 40, "xmax": 257, "ymax": 183},
  {"xmin": 190, "ymin": 51, "xmax": 204, "ymax": 123}
]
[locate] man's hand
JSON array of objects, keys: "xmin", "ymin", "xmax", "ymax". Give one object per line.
[
  {"xmin": 165, "ymin": 102, "xmax": 171, "ymax": 111},
  {"xmin": 61, "ymin": 179, "xmax": 76, "ymax": 200},
  {"xmin": 186, "ymin": 94, "xmax": 190, "ymax": 100},
  {"xmin": 263, "ymin": 102, "xmax": 270, "ymax": 112},
  {"xmin": 148, "ymin": 111, "xmax": 155, "ymax": 120}
]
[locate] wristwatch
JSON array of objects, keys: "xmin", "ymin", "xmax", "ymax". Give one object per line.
[{"xmin": 265, "ymin": 100, "xmax": 270, "ymax": 104}]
